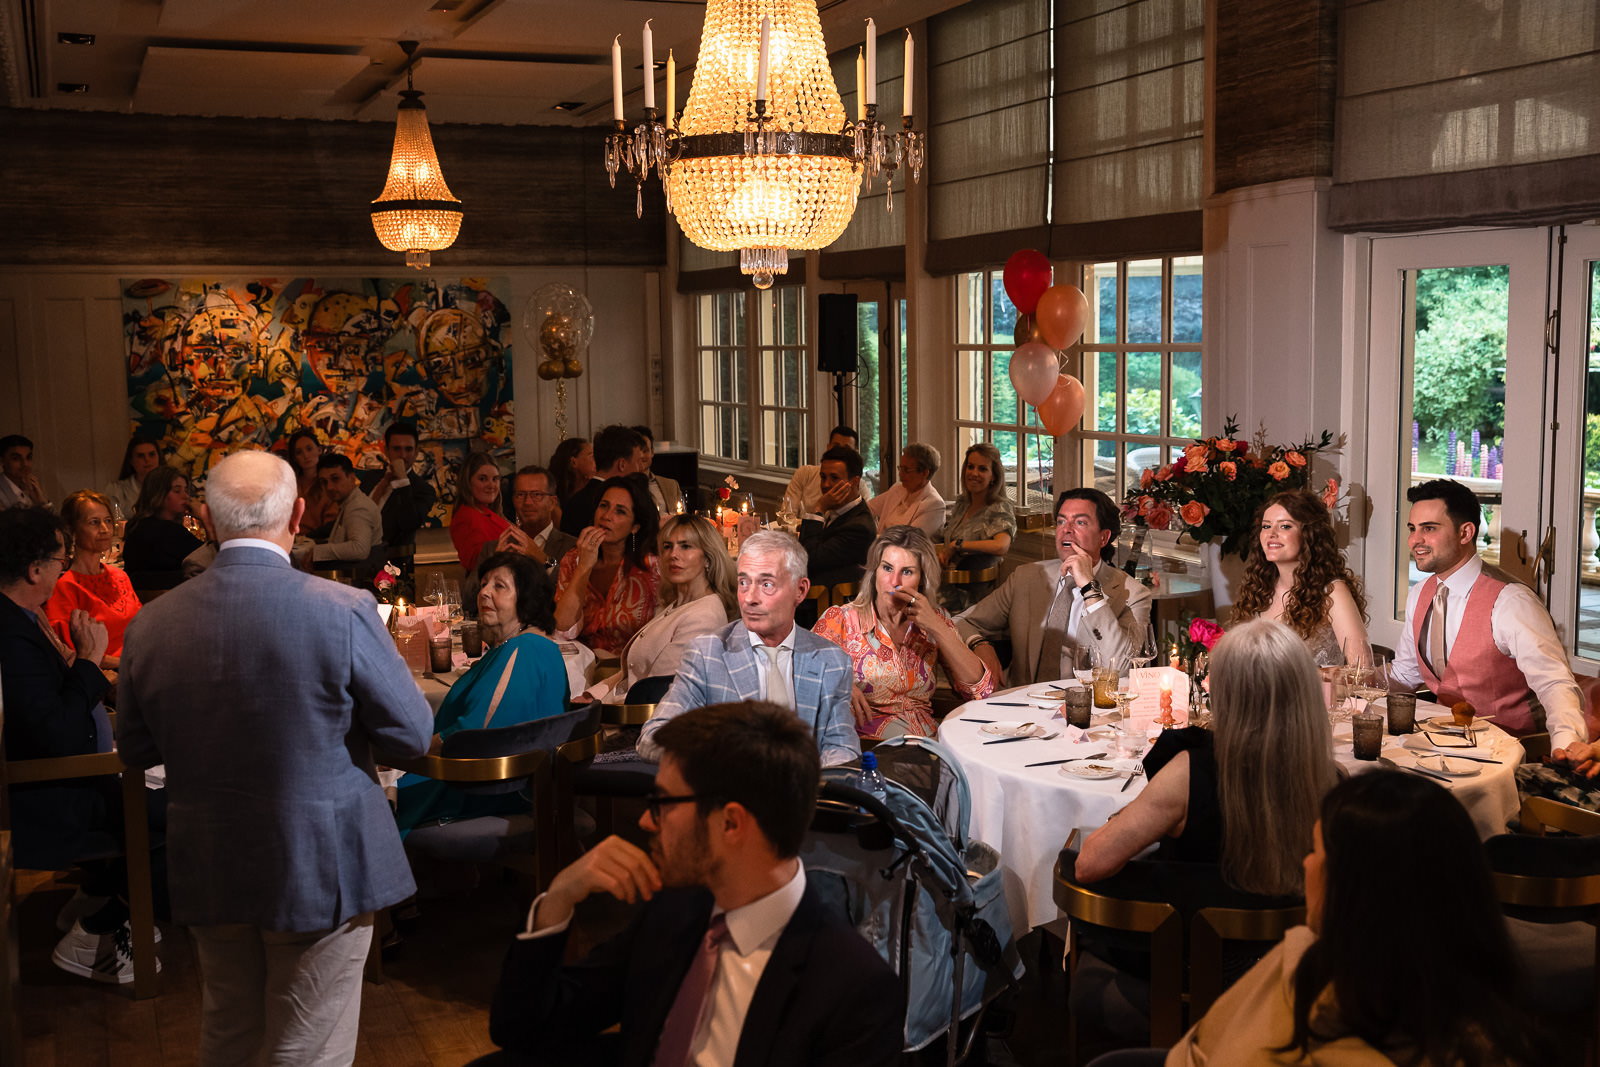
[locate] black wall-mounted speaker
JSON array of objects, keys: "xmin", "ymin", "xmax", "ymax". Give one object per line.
[{"xmin": 816, "ymin": 293, "xmax": 859, "ymax": 374}]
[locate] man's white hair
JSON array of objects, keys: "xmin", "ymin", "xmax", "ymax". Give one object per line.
[
  {"xmin": 206, "ymin": 449, "xmax": 297, "ymax": 541},
  {"xmin": 738, "ymin": 530, "xmax": 808, "ymax": 583}
]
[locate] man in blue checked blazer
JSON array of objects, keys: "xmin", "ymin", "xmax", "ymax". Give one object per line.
[{"xmin": 639, "ymin": 531, "xmax": 859, "ymax": 767}]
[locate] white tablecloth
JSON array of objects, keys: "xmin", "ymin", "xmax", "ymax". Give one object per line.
[{"xmin": 938, "ymin": 680, "xmax": 1524, "ymax": 935}]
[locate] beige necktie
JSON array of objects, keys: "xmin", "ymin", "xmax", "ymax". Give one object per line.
[
  {"xmin": 1427, "ymin": 584, "xmax": 1448, "ymax": 673},
  {"xmin": 1034, "ymin": 582, "xmax": 1073, "ymax": 683},
  {"xmin": 760, "ymin": 644, "xmax": 792, "ymax": 708}
]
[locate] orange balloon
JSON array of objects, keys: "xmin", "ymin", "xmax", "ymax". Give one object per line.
[
  {"xmin": 1038, "ymin": 375, "xmax": 1086, "ymax": 436},
  {"xmin": 1035, "ymin": 284, "xmax": 1090, "ymax": 351}
]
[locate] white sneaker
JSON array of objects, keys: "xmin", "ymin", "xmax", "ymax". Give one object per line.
[
  {"xmin": 51, "ymin": 921, "xmax": 161, "ymax": 985},
  {"xmin": 55, "ymin": 888, "xmax": 110, "ymax": 933}
]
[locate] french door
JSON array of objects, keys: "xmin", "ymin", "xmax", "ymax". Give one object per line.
[{"xmin": 1364, "ymin": 226, "xmax": 1600, "ymax": 669}]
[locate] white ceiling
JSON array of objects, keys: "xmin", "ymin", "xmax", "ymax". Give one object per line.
[{"xmin": 2, "ymin": 0, "xmax": 964, "ymax": 127}]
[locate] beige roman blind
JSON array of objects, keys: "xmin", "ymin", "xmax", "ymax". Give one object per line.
[
  {"xmin": 1330, "ymin": 0, "xmax": 1600, "ymax": 232},
  {"xmin": 820, "ymin": 36, "xmax": 908, "ymax": 280},
  {"xmin": 1049, "ymin": 0, "xmax": 1204, "ymax": 260},
  {"xmin": 925, "ymin": 0, "xmax": 1052, "ymax": 273}
]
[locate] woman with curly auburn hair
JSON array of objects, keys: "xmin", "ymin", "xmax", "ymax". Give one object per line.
[{"xmin": 1232, "ymin": 489, "xmax": 1370, "ymax": 666}]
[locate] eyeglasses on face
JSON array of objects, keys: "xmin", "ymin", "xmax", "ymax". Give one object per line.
[{"xmin": 645, "ymin": 792, "xmax": 703, "ymax": 820}]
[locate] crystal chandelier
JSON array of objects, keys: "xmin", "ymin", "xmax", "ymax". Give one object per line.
[
  {"xmin": 605, "ymin": 4, "xmax": 923, "ymax": 289},
  {"xmin": 371, "ymin": 41, "xmax": 463, "ymax": 270}
]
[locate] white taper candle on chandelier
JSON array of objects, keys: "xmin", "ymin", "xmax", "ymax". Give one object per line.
[
  {"xmin": 865, "ymin": 19, "xmax": 876, "ymax": 106},
  {"xmin": 904, "ymin": 31, "xmax": 914, "ymax": 116},
  {"xmin": 855, "ymin": 49, "xmax": 866, "ymax": 121},
  {"xmin": 642, "ymin": 20, "xmax": 655, "ymax": 109},
  {"xmin": 612, "ymin": 36, "xmax": 623, "ymax": 121},
  {"xmin": 666, "ymin": 49, "xmax": 676, "ymax": 126},
  {"xmin": 756, "ymin": 16, "xmax": 771, "ymax": 101}
]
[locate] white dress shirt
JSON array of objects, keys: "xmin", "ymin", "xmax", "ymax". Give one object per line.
[
  {"xmin": 747, "ymin": 625, "xmax": 799, "ymax": 709},
  {"xmin": 783, "ymin": 465, "xmax": 823, "ymax": 515},
  {"xmin": 218, "ymin": 537, "xmax": 291, "ymax": 563},
  {"xmin": 1392, "ymin": 553, "xmax": 1586, "ymax": 751},
  {"xmin": 868, "ymin": 482, "xmax": 947, "ymax": 538}
]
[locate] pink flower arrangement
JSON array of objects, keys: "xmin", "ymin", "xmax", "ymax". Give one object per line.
[
  {"xmin": 1321, "ymin": 477, "xmax": 1340, "ymax": 509},
  {"xmin": 1189, "ymin": 617, "xmax": 1224, "ymax": 650}
]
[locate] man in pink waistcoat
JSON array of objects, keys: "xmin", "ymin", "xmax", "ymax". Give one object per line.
[{"xmin": 1390, "ymin": 479, "xmax": 1594, "ymax": 774}]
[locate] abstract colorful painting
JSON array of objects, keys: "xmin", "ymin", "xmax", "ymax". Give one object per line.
[{"xmin": 121, "ymin": 276, "xmax": 513, "ymax": 524}]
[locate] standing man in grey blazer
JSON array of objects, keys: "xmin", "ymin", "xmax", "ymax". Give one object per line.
[
  {"xmin": 118, "ymin": 449, "xmax": 432, "ymax": 1066},
  {"xmin": 640, "ymin": 531, "xmax": 859, "ymax": 767},
  {"xmin": 956, "ymin": 488, "xmax": 1153, "ymax": 688}
]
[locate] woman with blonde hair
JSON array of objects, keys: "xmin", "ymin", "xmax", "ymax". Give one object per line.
[
  {"xmin": 813, "ymin": 525, "xmax": 994, "ymax": 740},
  {"xmin": 46, "ymin": 490, "xmax": 141, "ymax": 670},
  {"xmin": 580, "ymin": 514, "xmax": 733, "ymax": 704},
  {"xmin": 1232, "ymin": 489, "xmax": 1370, "ymax": 667},
  {"xmin": 1076, "ymin": 617, "xmax": 1336, "ymax": 894}
]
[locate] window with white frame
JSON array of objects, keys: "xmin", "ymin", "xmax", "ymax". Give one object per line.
[
  {"xmin": 955, "ymin": 270, "xmax": 1055, "ymax": 508},
  {"xmin": 1078, "ymin": 256, "xmax": 1204, "ymax": 500},
  {"xmin": 696, "ymin": 287, "xmax": 809, "ymax": 471}
]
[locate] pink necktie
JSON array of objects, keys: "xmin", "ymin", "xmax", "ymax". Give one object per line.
[{"xmin": 652, "ymin": 913, "xmax": 730, "ymax": 1067}]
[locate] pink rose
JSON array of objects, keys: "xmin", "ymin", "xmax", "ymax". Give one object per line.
[
  {"xmin": 1179, "ymin": 500, "xmax": 1210, "ymax": 526},
  {"xmin": 1268, "ymin": 461, "xmax": 1290, "ymax": 481},
  {"xmin": 1146, "ymin": 503, "xmax": 1174, "ymax": 530},
  {"xmin": 1321, "ymin": 477, "xmax": 1339, "ymax": 508},
  {"xmin": 1189, "ymin": 618, "xmax": 1224, "ymax": 650}
]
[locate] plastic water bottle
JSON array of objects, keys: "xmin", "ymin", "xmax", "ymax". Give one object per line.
[{"xmin": 857, "ymin": 751, "xmax": 888, "ymax": 808}]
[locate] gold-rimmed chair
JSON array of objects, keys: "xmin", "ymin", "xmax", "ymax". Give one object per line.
[
  {"xmin": 1487, "ymin": 795, "xmax": 1600, "ymax": 1056},
  {"xmin": 568, "ymin": 703, "xmax": 660, "ymax": 843}
]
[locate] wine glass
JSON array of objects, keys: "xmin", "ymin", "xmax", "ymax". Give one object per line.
[
  {"xmin": 1112, "ymin": 662, "xmax": 1141, "ymax": 723},
  {"xmin": 424, "ymin": 572, "xmax": 447, "ymax": 608},
  {"xmin": 443, "ymin": 578, "xmax": 464, "ymax": 630},
  {"xmin": 1133, "ymin": 623, "xmax": 1159, "ymax": 667}
]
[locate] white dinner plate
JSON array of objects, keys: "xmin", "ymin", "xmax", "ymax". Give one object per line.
[
  {"xmin": 1059, "ymin": 762, "xmax": 1121, "ymax": 780},
  {"xmin": 980, "ymin": 721, "xmax": 1048, "ymax": 738},
  {"xmin": 1415, "ymin": 754, "xmax": 1480, "ymax": 778}
]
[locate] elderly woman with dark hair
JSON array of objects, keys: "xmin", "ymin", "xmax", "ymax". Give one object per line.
[{"xmin": 394, "ymin": 550, "xmax": 571, "ymax": 835}]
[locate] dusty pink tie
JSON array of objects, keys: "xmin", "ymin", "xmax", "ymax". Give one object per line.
[{"xmin": 652, "ymin": 913, "xmax": 730, "ymax": 1067}]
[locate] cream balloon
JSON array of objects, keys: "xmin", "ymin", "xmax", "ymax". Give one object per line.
[
  {"xmin": 1008, "ymin": 342, "xmax": 1060, "ymax": 407},
  {"xmin": 1038, "ymin": 374, "xmax": 1086, "ymax": 435}
]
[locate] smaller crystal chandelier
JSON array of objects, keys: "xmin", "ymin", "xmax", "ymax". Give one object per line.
[{"xmin": 371, "ymin": 41, "xmax": 463, "ymax": 270}]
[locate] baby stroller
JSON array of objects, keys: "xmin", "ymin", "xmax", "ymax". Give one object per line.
[{"xmin": 801, "ymin": 736, "xmax": 1023, "ymax": 1065}]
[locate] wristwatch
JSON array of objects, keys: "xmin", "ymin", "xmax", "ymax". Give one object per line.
[
  {"xmin": 951, "ymin": 538, "xmax": 964, "ymax": 552},
  {"xmin": 1079, "ymin": 579, "xmax": 1105, "ymax": 602}
]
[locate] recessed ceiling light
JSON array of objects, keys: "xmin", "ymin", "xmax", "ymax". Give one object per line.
[
  {"xmin": 552, "ymin": 101, "xmax": 584, "ymax": 112},
  {"xmin": 57, "ymin": 32, "xmax": 95, "ymax": 46}
]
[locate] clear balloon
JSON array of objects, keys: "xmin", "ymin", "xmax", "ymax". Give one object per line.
[
  {"xmin": 1038, "ymin": 374, "xmax": 1086, "ymax": 435},
  {"xmin": 1008, "ymin": 341, "xmax": 1060, "ymax": 407},
  {"xmin": 522, "ymin": 283, "xmax": 594, "ymax": 380},
  {"xmin": 1035, "ymin": 284, "xmax": 1090, "ymax": 350},
  {"xmin": 1003, "ymin": 249, "xmax": 1052, "ymax": 315}
]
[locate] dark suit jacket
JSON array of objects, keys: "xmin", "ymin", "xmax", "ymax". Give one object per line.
[
  {"xmin": 117, "ymin": 545, "xmax": 433, "ymax": 931},
  {"xmin": 374, "ymin": 475, "xmax": 437, "ymax": 549},
  {"xmin": 560, "ymin": 478, "xmax": 606, "ymax": 537},
  {"xmin": 489, "ymin": 881, "xmax": 904, "ymax": 1067},
  {"xmin": 798, "ymin": 498, "xmax": 877, "ymax": 590},
  {"xmin": 0, "ymin": 592, "xmax": 116, "ymax": 870}
]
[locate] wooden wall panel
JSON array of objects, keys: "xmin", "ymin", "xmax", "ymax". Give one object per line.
[
  {"xmin": 0, "ymin": 109, "xmax": 666, "ymax": 268},
  {"xmin": 1212, "ymin": 0, "xmax": 1337, "ymax": 194}
]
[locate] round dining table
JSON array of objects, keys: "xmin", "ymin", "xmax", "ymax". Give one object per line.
[{"xmin": 937, "ymin": 674, "xmax": 1524, "ymax": 935}]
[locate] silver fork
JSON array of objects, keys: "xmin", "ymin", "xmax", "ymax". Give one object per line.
[{"xmin": 1120, "ymin": 764, "xmax": 1145, "ymax": 792}]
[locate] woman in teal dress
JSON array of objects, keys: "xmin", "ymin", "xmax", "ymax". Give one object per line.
[{"xmin": 396, "ymin": 551, "xmax": 570, "ymax": 835}]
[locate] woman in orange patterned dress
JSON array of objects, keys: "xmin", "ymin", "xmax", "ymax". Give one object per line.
[
  {"xmin": 813, "ymin": 525, "xmax": 995, "ymax": 740},
  {"xmin": 554, "ymin": 475, "xmax": 661, "ymax": 654}
]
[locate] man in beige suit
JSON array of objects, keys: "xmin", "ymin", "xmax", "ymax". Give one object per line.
[
  {"xmin": 311, "ymin": 454, "xmax": 382, "ymax": 577},
  {"xmin": 955, "ymin": 488, "xmax": 1151, "ymax": 687}
]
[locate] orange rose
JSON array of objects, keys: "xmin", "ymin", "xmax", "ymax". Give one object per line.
[
  {"xmin": 1218, "ymin": 460, "xmax": 1237, "ymax": 480},
  {"xmin": 1183, "ymin": 445, "xmax": 1209, "ymax": 473},
  {"xmin": 1268, "ymin": 461, "xmax": 1291, "ymax": 480},
  {"xmin": 1140, "ymin": 467, "xmax": 1154, "ymax": 489},
  {"xmin": 1321, "ymin": 477, "xmax": 1340, "ymax": 508},
  {"xmin": 1285, "ymin": 450, "xmax": 1307, "ymax": 467},
  {"xmin": 1215, "ymin": 438, "xmax": 1238, "ymax": 452},
  {"xmin": 1154, "ymin": 464, "xmax": 1173, "ymax": 482},
  {"xmin": 1179, "ymin": 500, "xmax": 1210, "ymax": 526},
  {"xmin": 1137, "ymin": 495, "xmax": 1155, "ymax": 517},
  {"xmin": 1147, "ymin": 503, "xmax": 1174, "ymax": 530}
]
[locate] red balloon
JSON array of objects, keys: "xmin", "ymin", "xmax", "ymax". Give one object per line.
[
  {"xmin": 1039, "ymin": 375, "xmax": 1086, "ymax": 436},
  {"xmin": 1008, "ymin": 341, "xmax": 1059, "ymax": 407},
  {"xmin": 1036, "ymin": 284, "xmax": 1090, "ymax": 350},
  {"xmin": 1003, "ymin": 249, "xmax": 1052, "ymax": 315}
]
